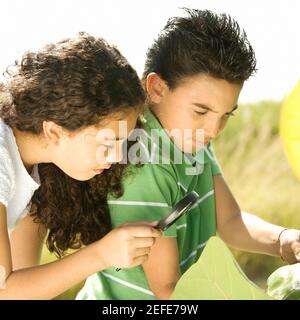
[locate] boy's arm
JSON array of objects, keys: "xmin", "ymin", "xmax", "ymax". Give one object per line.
[
  {"xmin": 142, "ymin": 236, "xmax": 181, "ymax": 300},
  {"xmin": 215, "ymin": 174, "xmax": 281, "ymax": 253},
  {"xmin": 214, "ymin": 174, "xmax": 300, "ymax": 262},
  {"xmin": 108, "ymin": 164, "xmax": 181, "ymax": 299}
]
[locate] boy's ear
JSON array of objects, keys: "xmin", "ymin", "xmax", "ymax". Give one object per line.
[
  {"xmin": 146, "ymin": 73, "xmax": 168, "ymax": 103},
  {"xmin": 42, "ymin": 121, "xmax": 65, "ymax": 145}
]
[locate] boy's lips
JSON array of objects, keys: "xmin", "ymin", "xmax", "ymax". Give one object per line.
[{"xmin": 194, "ymin": 139, "xmax": 210, "ymax": 146}]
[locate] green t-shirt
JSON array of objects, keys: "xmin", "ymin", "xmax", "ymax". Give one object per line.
[{"xmin": 76, "ymin": 110, "xmax": 222, "ymax": 300}]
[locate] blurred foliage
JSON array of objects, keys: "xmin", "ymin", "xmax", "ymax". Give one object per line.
[
  {"xmin": 213, "ymin": 100, "xmax": 300, "ymax": 288},
  {"xmin": 172, "ymin": 236, "xmax": 273, "ymax": 300}
]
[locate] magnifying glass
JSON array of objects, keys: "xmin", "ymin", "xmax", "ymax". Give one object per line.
[
  {"xmin": 115, "ymin": 191, "xmax": 199, "ymax": 272},
  {"xmin": 156, "ymin": 191, "xmax": 200, "ymax": 231}
]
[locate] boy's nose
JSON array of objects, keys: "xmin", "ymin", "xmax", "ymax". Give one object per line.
[{"xmin": 204, "ymin": 124, "xmax": 220, "ymax": 140}]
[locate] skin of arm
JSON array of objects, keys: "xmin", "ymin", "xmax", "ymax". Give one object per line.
[
  {"xmin": 214, "ymin": 175, "xmax": 288, "ymax": 256},
  {"xmin": 0, "ymin": 203, "xmax": 161, "ymax": 299},
  {"xmin": 143, "ymin": 236, "xmax": 181, "ymax": 300},
  {"xmin": 0, "ymin": 203, "xmax": 108, "ymax": 299},
  {"xmin": 10, "ymin": 213, "xmax": 47, "ymax": 271}
]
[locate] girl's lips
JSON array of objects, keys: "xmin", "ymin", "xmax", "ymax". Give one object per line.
[
  {"xmin": 93, "ymin": 165, "xmax": 111, "ymax": 174},
  {"xmin": 93, "ymin": 168, "xmax": 104, "ymax": 174}
]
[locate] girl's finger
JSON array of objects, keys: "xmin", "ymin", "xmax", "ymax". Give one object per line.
[
  {"xmin": 134, "ymin": 247, "xmax": 152, "ymax": 257},
  {"xmin": 132, "ymin": 237, "xmax": 156, "ymax": 248},
  {"xmin": 132, "ymin": 254, "xmax": 149, "ymax": 267}
]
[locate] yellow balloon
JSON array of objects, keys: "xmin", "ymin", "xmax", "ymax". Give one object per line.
[{"xmin": 280, "ymin": 80, "xmax": 300, "ymax": 180}]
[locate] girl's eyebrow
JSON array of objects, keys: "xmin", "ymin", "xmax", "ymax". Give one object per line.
[
  {"xmin": 105, "ymin": 137, "xmax": 126, "ymax": 141},
  {"xmin": 89, "ymin": 133, "xmax": 126, "ymax": 141}
]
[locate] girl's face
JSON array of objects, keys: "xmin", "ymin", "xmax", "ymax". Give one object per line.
[
  {"xmin": 148, "ymin": 73, "xmax": 243, "ymax": 153},
  {"xmin": 52, "ymin": 109, "xmax": 139, "ymax": 181}
]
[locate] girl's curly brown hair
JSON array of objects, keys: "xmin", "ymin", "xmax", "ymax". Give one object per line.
[{"xmin": 0, "ymin": 32, "xmax": 145, "ymax": 257}]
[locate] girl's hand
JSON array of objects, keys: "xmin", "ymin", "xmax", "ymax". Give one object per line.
[
  {"xmin": 278, "ymin": 228, "xmax": 300, "ymax": 264},
  {"xmin": 96, "ymin": 221, "xmax": 162, "ymax": 269}
]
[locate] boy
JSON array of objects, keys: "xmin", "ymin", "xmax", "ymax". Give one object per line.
[{"xmin": 77, "ymin": 9, "xmax": 300, "ymax": 300}]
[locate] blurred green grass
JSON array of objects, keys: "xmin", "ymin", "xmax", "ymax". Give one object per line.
[
  {"xmin": 213, "ymin": 100, "xmax": 300, "ymax": 288},
  {"xmin": 41, "ymin": 100, "xmax": 300, "ymax": 298}
]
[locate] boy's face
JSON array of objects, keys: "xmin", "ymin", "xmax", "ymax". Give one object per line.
[{"xmin": 148, "ymin": 74, "xmax": 243, "ymax": 153}]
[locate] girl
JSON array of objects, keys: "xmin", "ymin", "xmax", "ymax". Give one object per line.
[{"xmin": 0, "ymin": 32, "xmax": 161, "ymax": 299}]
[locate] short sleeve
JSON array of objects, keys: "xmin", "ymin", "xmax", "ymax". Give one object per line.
[
  {"xmin": 108, "ymin": 164, "xmax": 180, "ymax": 237},
  {"xmin": 0, "ymin": 145, "xmax": 14, "ymax": 207},
  {"xmin": 206, "ymin": 143, "xmax": 223, "ymax": 176}
]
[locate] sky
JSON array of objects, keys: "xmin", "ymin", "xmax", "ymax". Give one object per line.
[{"xmin": 1, "ymin": 0, "xmax": 299, "ymax": 103}]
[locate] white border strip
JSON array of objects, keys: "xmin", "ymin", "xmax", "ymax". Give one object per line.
[
  {"xmin": 107, "ymin": 200, "xmax": 171, "ymax": 208},
  {"xmin": 189, "ymin": 190, "xmax": 214, "ymax": 211},
  {"xmin": 102, "ymin": 272, "xmax": 155, "ymax": 297},
  {"xmin": 176, "ymin": 224, "xmax": 187, "ymax": 230},
  {"xmin": 177, "ymin": 181, "xmax": 188, "ymax": 192},
  {"xmin": 180, "ymin": 241, "xmax": 207, "ymax": 267}
]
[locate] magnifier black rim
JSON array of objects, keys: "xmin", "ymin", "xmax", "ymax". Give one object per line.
[{"xmin": 157, "ymin": 191, "xmax": 199, "ymax": 231}]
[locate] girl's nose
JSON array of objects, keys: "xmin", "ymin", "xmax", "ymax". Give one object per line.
[{"xmin": 106, "ymin": 146, "xmax": 123, "ymax": 164}]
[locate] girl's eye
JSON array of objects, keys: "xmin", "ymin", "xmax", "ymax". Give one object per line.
[{"xmin": 101, "ymin": 144, "xmax": 114, "ymax": 150}]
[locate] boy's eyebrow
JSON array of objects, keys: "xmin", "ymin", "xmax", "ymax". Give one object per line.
[
  {"xmin": 227, "ymin": 105, "xmax": 239, "ymax": 114},
  {"xmin": 227, "ymin": 105, "xmax": 239, "ymax": 113},
  {"xmin": 193, "ymin": 103, "xmax": 238, "ymax": 114}
]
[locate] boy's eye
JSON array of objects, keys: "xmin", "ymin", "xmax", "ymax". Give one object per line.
[
  {"xmin": 195, "ymin": 111, "xmax": 208, "ymax": 115},
  {"xmin": 225, "ymin": 112, "xmax": 235, "ymax": 117}
]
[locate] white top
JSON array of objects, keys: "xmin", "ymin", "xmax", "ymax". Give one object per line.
[{"xmin": 0, "ymin": 120, "xmax": 40, "ymax": 230}]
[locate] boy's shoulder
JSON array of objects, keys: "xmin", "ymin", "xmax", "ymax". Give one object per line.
[{"xmin": 123, "ymin": 161, "xmax": 178, "ymax": 191}]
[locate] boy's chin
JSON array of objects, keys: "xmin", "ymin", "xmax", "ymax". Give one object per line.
[{"xmin": 178, "ymin": 143, "xmax": 206, "ymax": 154}]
